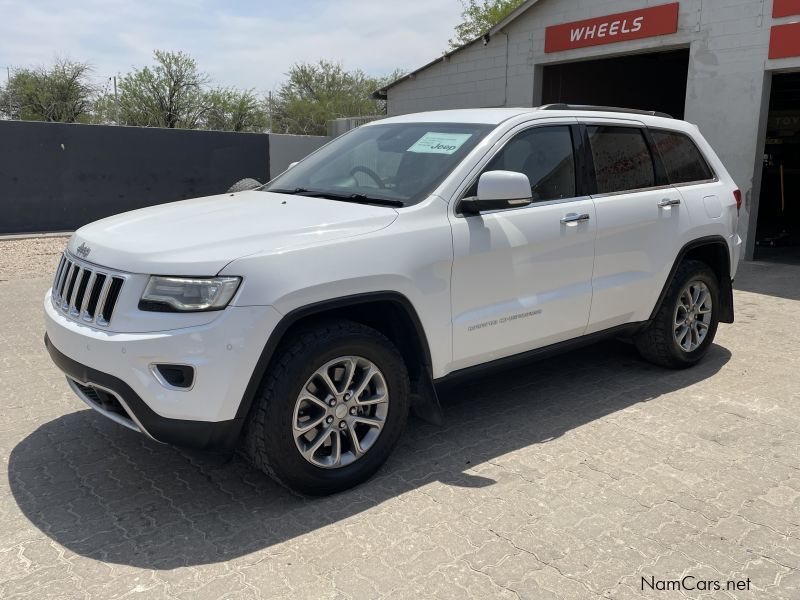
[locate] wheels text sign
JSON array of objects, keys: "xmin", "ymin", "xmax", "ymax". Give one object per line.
[{"xmin": 544, "ymin": 3, "xmax": 680, "ymax": 53}]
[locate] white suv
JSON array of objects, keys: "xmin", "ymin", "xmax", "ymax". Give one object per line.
[{"xmin": 45, "ymin": 105, "xmax": 742, "ymax": 495}]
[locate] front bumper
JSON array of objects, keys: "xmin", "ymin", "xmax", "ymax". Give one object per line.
[{"xmin": 44, "ymin": 291, "xmax": 282, "ymax": 449}]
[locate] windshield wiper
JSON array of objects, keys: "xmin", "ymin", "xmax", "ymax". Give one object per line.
[{"xmin": 270, "ymin": 187, "xmax": 404, "ymax": 208}]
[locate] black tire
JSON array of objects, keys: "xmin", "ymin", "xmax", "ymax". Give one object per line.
[
  {"xmin": 227, "ymin": 178, "xmax": 262, "ymax": 193},
  {"xmin": 243, "ymin": 320, "xmax": 410, "ymax": 495},
  {"xmin": 635, "ymin": 259, "xmax": 720, "ymax": 369}
]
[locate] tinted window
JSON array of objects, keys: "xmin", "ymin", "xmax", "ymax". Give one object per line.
[
  {"xmin": 477, "ymin": 125, "xmax": 576, "ymax": 202},
  {"xmin": 587, "ymin": 126, "xmax": 655, "ymax": 194},
  {"xmin": 651, "ymin": 130, "xmax": 714, "ymax": 184}
]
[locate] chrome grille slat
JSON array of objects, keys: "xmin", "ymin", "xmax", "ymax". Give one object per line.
[
  {"xmin": 93, "ymin": 276, "xmax": 114, "ymax": 326},
  {"xmin": 100, "ymin": 277, "xmax": 124, "ymax": 325},
  {"xmin": 61, "ymin": 265, "xmax": 80, "ymax": 311},
  {"xmin": 84, "ymin": 273, "xmax": 106, "ymax": 321},
  {"xmin": 68, "ymin": 267, "xmax": 84, "ymax": 316},
  {"xmin": 52, "ymin": 256, "xmax": 66, "ymax": 300},
  {"xmin": 56, "ymin": 260, "xmax": 72, "ymax": 301},
  {"xmin": 50, "ymin": 252, "xmax": 126, "ymax": 327},
  {"xmin": 79, "ymin": 271, "xmax": 97, "ymax": 317}
]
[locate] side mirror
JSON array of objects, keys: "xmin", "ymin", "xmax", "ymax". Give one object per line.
[{"xmin": 461, "ymin": 170, "xmax": 532, "ymax": 215}]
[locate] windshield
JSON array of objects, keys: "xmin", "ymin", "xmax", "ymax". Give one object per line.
[{"xmin": 264, "ymin": 122, "xmax": 494, "ymax": 206}]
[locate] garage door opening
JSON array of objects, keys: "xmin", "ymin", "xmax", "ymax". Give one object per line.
[
  {"xmin": 541, "ymin": 49, "xmax": 689, "ymax": 118},
  {"xmin": 754, "ymin": 72, "xmax": 800, "ymax": 263}
]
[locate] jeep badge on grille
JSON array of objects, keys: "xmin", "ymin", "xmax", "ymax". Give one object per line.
[{"xmin": 76, "ymin": 242, "xmax": 91, "ymax": 259}]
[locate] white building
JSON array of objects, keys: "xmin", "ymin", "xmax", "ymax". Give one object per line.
[{"xmin": 376, "ymin": 0, "xmax": 800, "ymax": 261}]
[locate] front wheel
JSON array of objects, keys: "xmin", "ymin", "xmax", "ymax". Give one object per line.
[
  {"xmin": 635, "ymin": 260, "xmax": 720, "ymax": 369},
  {"xmin": 243, "ymin": 320, "xmax": 410, "ymax": 495}
]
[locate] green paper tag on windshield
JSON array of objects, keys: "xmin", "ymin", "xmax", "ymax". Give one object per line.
[{"xmin": 408, "ymin": 132, "xmax": 473, "ymax": 155}]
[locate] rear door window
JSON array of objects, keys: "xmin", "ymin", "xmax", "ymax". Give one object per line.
[
  {"xmin": 651, "ymin": 130, "xmax": 714, "ymax": 184},
  {"xmin": 586, "ymin": 126, "xmax": 656, "ymax": 194}
]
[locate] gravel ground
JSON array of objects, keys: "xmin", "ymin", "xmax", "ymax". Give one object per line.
[{"xmin": 0, "ymin": 236, "xmax": 70, "ymax": 281}]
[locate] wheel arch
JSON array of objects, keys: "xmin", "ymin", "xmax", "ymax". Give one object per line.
[
  {"xmin": 651, "ymin": 236, "xmax": 734, "ymax": 324},
  {"xmin": 234, "ymin": 292, "xmax": 442, "ymax": 425}
]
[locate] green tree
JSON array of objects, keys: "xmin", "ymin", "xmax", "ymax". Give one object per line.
[
  {"xmin": 271, "ymin": 60, "xmax": 388, "ymax": 136},
  {"xmin": 108, "ymin": 50, "xmax": 209, "ymax": 128},
  {"xmin": 97, "ymin": 51, "xmax": 270, "ymax": 131},
  {"xmin": 449, "ymin": 0, "xmax": 525, "ymax": 49},
  {"xmin": 203, "ymin": 88, "xmax": 268, "ymax": 132},
  {"xmin": 0, "ymin": 58, "xmax": 95, "ymax": 122}
]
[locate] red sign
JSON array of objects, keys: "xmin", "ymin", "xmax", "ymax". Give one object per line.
[
  {"xmin": 770, "ymin": 22, "xmax": 800, "ymax": 59},
  {"xmin": 544, "ymin": 3, "xmax": 680, "ymax": 53},
  {"xmin": 773, "ymin": 0, "xmax": 800, "ymax": 18}
]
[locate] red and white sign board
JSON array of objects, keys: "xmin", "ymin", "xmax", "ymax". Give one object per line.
[
  {"xmin": 769, "ymin": 22, "xmax": 800, "ymax": 59},
  {"xmin": 773, "ymin": 0, "xmax": 800, "ymax": 18},
  {"xmin": 544, "ymin": 3, "xmax": 680, "ymax": 53}
]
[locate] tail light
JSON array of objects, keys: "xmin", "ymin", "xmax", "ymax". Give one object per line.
[{"xmin": 733, "ymin": 189, "xmax": 742, "ymax": 214}]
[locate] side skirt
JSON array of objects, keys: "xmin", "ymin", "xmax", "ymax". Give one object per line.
[{"xmin": 434, "ymin": 322, "xmax": 647, "ymax": 389}]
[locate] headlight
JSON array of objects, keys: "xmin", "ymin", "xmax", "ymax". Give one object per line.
[{"xmin": 139, "ymin": 276, "xmax": 241, "ymax": 312}]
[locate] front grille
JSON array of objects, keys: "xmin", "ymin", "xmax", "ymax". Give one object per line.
[{"xmin": 52, "ymin": 253, "xmax": 126, "ymax": 326}]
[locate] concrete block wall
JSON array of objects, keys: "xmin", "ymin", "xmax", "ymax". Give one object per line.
[
  {"xmin": 386, "ymin": 0, "xmax": 800, "ymax": 258},
  {"xmin": 267, "ymin": 134, "xmax": 329, "ymax": 179},
  {"xmin": 387, "ymin": 37, "xmax": 509, "ymax": 113}
]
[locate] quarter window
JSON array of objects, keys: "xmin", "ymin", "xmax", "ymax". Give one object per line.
[
  {"xmin": 587, "ymin": 126, "xmax": 655, "ymax": 194},
  {"xmin": 651, "ymin": 130, "xmax": 714, "ymax": 184},
  {"xmin": 476, "ymin": 125, "xmax": 577, "ymax": 202}
]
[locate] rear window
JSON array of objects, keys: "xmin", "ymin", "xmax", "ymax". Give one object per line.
[
  {"xmin": 651, "ymin": 130, "xmax": 714, "ymax": 184},
  {"xmin": 586, "ymin": 126, "xmax": 656, "ymax": 194}
]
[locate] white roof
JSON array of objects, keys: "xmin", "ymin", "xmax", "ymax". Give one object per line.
[
  {"xmin": 369, "ymin": 108, "xmax": 541, "ymax": 126},
  {"xmin": 368, "ymin": 107, "xmax": 683, "ymax": 127}
]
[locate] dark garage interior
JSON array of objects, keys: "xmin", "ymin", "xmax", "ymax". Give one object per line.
[
  {"xmin": 755, "ymin": 71, "xmax": 800, "ymax": 262},
  {"xmin": 541, "ymin": 49, "xmax": 690, "ymax": 119}
]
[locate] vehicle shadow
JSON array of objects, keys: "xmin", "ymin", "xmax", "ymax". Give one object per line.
[{"xmin": 9, "ymin": 339, "xmax": 731, "ymax": 569}]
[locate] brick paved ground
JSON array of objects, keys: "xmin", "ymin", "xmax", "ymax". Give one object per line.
[{"xmin": 1, "ymin": 243, "xmax": 798, "ymax": 599}]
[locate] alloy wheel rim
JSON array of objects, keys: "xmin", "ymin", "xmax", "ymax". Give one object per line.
[
  {"xmin": 673, "ymin": 280, "xmax": 712, "ymax": 352},
  {"xmin": 292, "ymin": 356, "xmax": 389, "ymax": 469}
]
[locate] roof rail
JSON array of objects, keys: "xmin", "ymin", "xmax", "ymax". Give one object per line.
[{"xmin": 539, "ymin": 103, "xmax": 674, "ymax": 119}]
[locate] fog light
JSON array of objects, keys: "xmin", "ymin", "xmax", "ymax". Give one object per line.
[{"xmin": 151, "ymin": 364, "xmax": 195, "ymax": 390}]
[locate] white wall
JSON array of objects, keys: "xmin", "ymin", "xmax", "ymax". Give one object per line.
[{"xmin": 387, "ymin": 0, "xmax": 800, "ymax": 258}]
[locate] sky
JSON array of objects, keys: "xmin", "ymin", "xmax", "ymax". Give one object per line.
[{"xmin": 0, "ymin": 0, "xmax": 464, "ymax": 92}]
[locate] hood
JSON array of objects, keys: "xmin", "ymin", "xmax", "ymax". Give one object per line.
[{"xmin": 69, "ymin": 191, "xmax": 399, "ymax": 275}]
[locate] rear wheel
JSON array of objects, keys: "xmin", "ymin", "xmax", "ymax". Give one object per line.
[
  {"xmin": 635, "ymin": 260, "xmax": 720, "ymax": 369},
  {"xmin": 243, "ymin": 320, "xmax": 409, "ymax": 495}
]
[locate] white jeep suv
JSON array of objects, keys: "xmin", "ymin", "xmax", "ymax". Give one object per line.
[{"xmin": 45, "ymin": 105, "xmax": 742, "ymax": 495}]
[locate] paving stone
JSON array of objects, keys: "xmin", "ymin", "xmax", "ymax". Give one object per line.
[{"xmin": 1, "ymin": 249, "xmax": 799, "ymax": 599}]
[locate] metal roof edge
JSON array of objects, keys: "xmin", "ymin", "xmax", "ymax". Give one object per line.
[{"xmin": 373, "ymin": 0, "xmax": 543, "ymax": 99}]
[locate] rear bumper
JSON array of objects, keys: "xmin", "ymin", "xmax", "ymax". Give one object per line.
[{"xmin": 46, "ymin": 334, "xmax": 242, "ymax": 449}]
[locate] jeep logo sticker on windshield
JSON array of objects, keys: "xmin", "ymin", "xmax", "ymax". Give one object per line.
[{"xmin": 408, "ymin": 132, "xmax": 473, "ymax": 155}]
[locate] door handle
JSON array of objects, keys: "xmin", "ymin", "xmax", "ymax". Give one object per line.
[
  {"xmin": 560, "ymin": 212, "xmax": 590, "ymax": 224},
  {"xmin": 658, "ymin": 198, "xmax": 681, "ymax": 208}
]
